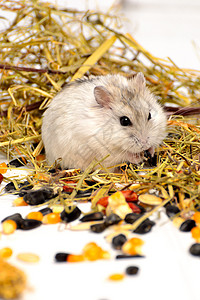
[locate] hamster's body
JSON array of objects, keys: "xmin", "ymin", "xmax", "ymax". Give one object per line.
[{"xmin": 41, "ymin": 73, "xmax": 167, "ymax": 170}]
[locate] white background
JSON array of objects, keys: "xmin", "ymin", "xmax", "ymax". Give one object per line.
[{"xmin": 0, "ymin": 1, "xmax": 200, "ymax": 300}]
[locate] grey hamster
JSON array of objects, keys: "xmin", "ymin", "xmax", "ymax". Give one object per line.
[{"xmin": 41, "ymin": 72, "xmax": 167, "ymax": 170}]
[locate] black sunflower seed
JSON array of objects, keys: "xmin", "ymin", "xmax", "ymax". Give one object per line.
[
  {"xmin": 189, "ymin": 243, "xmax": 200, "ymax": 256},
  {"xmin": 60, "ymin": 206, "xmax": 81, "ymax": 223},
  {"xmin": 23, "ymin": 188, "xmax": 54, "ymax": 205},
  {"xmin": 55, "ymin": 252, "xmax": 70, "ymax": 262},
  {"xmin": 20, "ymin": 219, "xmax": 42, "ymax": 230},
  {"xmin": 112, "ymin": 234, "xmax": 127, "ymax": 250},
  {"xmin": 115, "ymin": 254, "xmax": 144, "ymax": 259},
  {"xmin": 39, "ymin": 207, "xmax": 53, "ymax": 216},
  {"xmin": 80, "ymin": 212, "xmax": 104, "ymax": 222},
  {"xmin": 125, "ymin": 266, "xmax": 139, "ymax": 275},
  {"xmin": 1, "ymin": 213, "xmax": 24, "ymax": 229},
  {"xmin": 179, "ymin": 219, "xmax": 196, "ymax": 232},
  {"xmin": 104, "ymin": 214, "xmax": 122, "ymax": 227},
  {"xmin": 8, "ymin": 157, "xmax": 27, "ymax": 168},
  {"xmin": 165, "ymin": 204, "xmax": 180, "ymax": 218},
  {"xmin": 133, "ymin": 218, "xmax": 155, "ymax": 234},
  {"xmin": 90, "ymin": 222, "xmax": 106, "ymax": 233},
  {"xmin": 124, "ymin": 213, "xmax": 142, "ymax": 224}
]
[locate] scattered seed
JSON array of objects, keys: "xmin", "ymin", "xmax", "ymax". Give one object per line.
[
  {"xmin": 189, "ymin": 243, "xmax": 200, "ymax": 256},
  {"xmin": 108, "ymin": 273, "xmax": 125, "ymax": 281},
  {"xmin": 125, "ymin": 266, "xmax": 139, "ymax": 275},
  {"xmin": 82, "ymin": 242, "xmax": 110, "ymax": 261},
  {"xmin": 104, "ymin": 213, "xmax": 122, "ymax": 227},
  {"xmin": 127, "ymin": 202, "xmax": 141, "ymax": 214},
  {"xmin": 4, "ymin": 181, "xmax": 15, "ymax": 192},
  {"xmin": 17, "ymin": 253, "xmax": 40, "ymax": 263},
  {"xmin": 90, "ymin": 222, "xmax": 107, "ymax": 233},
  {"xmin": 115, "ymin": 254, "xmax": 144, "ymax": 259},
  {"xmin": 96, "ymin": 196, "xmax": 109, "ymax": 207},
  {"xmin": 179, "ymin": 219, "xmax": 196, "ymax": 232},
  {"xmin": 2, "ymin": 220, "xmax": 17, "ymax": 234},
  {"xmin": 12, "ymin": 197, "xmax": 28, "ymax": 206},
  {"xmin": 112, "ymin": 234, "xmax": 127, "ymax": 250},
  {"xmin": 4, "ymin": 181, "xmax": 31, "ymax": 193},
  {"xmin": 1, "ymin": 213, "xmax": 23, "ymax": 229},
  {"xmin": 39, "ymin": 207, "xmax": 53, "ymax": 216},
  {"xmin": 0, "ymin": 162, "xmax": 8, "ymax": 174},
  {"xmin": 165, "ymin": 204, "xmax": 180, "ymax": 218},
  {"xmin": 133, "ymin": 219, "xmax": 155, "ymax": 234},
  {"xmin": 23, "ymin": 188, "xmax": 54, "ymax": 205},
  {"xmin": 67, "ymin": 254, "xmax": 85, "ymax": 263},
  {"xmin": 55, "ymin": 252, "xmax": 70, "ymax": 262},
  {"xmin": 193, "ymin": 212, "xmax": 200, "ymax": 224},
  {"xmin": 121, "ymin": 190, "xmax": 138, "ymax": 202},
  {"xmin": 26, "ymin": 212, "xmax": 43, "ymax": 221},
  {"xmin": 42, "ymin": 213, "xmax": 61, "ymax": 224},
  {"xmin": 138, "ymin": 194, "xmax": 163, "ymax": 205},
  {"xmin": 8, "ymin": 157, "xmax": 27, "ymax": 168},
  {"xmin": 80, "ymin": 212, "xmax": 104, "ymax": 222},
  {"xmin": 20, "ymin": 219, "xmax": 42, "ymax": 230},
  {"xmin": 122, "ymin": 237, "xmax": 144, "ymax": 255},
  {"xmin": 0, "ymin": 173, "xmax": 3, "ymax": 184},
  {"xmin": 191, "ymin": 226, "xmax": 200, "ymax": 242},
  {"xmin": 60, "ymin": 206, "xmax": 81, "ymax": 223},
  {"xmin": 124, "ymin": 213, "xmax": 142, "ymax": 224},
  {"xmin": 0, "ymin": 247, "xmax": 13, "ymax": 259}
]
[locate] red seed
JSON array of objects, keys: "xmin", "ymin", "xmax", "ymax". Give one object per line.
[
  {"xmin": 96, "ymin": 196, "xmax": 109, "ymax": 207},
  {"xmin": 128, "ymin": 202, "xmax": 141, "ymax": 214},
  {"xmin": 62, "ymin": 180, "xmax": 76, "ymax": 193},
  {"xmin": 0, "ymin": 173, "xmax": 3, "ymax": 184},
  {"xmin": 121, "ymin": 190, "xmax": 138, "ymax": 202}
]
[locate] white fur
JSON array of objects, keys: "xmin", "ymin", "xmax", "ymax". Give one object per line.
[{"xmin": 41, "ymin": 73, "xmax": 167, "ymax": 170}]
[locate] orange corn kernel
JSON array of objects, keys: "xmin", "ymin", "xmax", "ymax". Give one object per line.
[
  {"xmin": 67, "ymin": 254, "xmax": 85, "ymax": 263},
  {"xmin": 122, "ymin": 237, "xmax": 144, "ymax": 255},
  {"xmin": 83, "ymin": 242, "xmax": 103, "ymax": 261},
  {"xmin": 82, "ymin": 242, "xmax": 110, "ymax": 261},
  {"xmin": 12, "ymin": 197, "xmax": 28, "ymax": 207},
  {"xmin": 0, "ymin": 247, "xmax": 13, "ymax": 259},
  {"xmin": 193, "ymin": 212, "xmax": 200, "ymax": 224},
  {"xmin": 108, "ymin": 273, "xmax": 125, "ymax": 281},
  {"xmin": 42, "ymin": 213, "xmax": 61, "ymax": 224},
  {"xmin": 191, "ymin": 226, "xmax": 200, "ymax": 242},
  {"xmin": 26, "ymin": 212, "xmax": 43, "ymax": 221},
  {"xmin": 0, "ymin": 162, "xmax": 8, "ymax": 174},
  {"xmin": 2, "ymin": 220, "xmax": 17, "ymax": 234}
]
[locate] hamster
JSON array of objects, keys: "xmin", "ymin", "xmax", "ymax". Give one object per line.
[{"xmin": 41, "ymin": 72, "xmax": 167, "ymax": 170}]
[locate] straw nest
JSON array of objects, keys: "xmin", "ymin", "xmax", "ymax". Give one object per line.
[{"xmin": 0, "ymin": 0, "xmax": 200, "ymax": 214}]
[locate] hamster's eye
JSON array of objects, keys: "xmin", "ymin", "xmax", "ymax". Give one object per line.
[
  {"xmin": 120, "ymin": 116, "xmax": 132, "ymax": 126},
  {"xmin": 148, "ymin": 112, "xmax": 151, "ymax": 121}
]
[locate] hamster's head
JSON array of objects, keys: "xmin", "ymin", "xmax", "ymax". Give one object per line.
[{"xmin": 93, "ymin": 72, "xmax": 167, "ymax": 165}]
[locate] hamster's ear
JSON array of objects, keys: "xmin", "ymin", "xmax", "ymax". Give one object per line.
[
  {"xmin": 94, "ymin": 86, "xmax": 113, "ymax": 108},
  {"xmin": 134, "ymin": 72, "xmax": 146, "ymax": 90}
]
